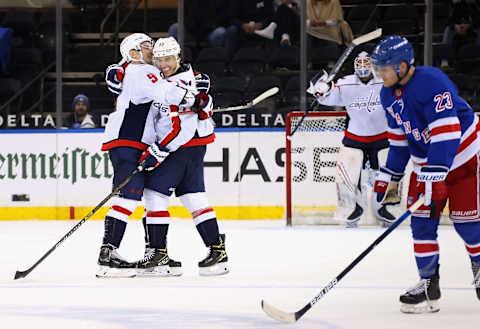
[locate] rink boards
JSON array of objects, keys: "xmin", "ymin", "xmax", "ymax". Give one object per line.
[{"xmin": 0, "ymin": 129, "xmax": 288, "ymax": 220}]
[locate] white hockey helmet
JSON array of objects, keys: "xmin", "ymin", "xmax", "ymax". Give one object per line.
[
  {"xmin": 354, "ymin": 51, "xmax": 372, "ymax": 79},
  {"xmin": 120, "ymin": 33, "xmax": 153, "ymax": 62},
  {"xmin": 153, "ymin": 37, "xmax": 181, "ymax": 59}
]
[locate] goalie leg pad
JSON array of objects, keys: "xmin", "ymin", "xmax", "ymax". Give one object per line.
[{"xmin": 334, "ymin": 146, "xmax": 363, "ymax": 223}]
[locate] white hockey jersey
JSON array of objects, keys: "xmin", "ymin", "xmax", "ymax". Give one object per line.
[
  {"xmin": 101, "ymin": 63, "xmax": 187, "ymax": 151},
  {"xmin": 319, "ymin": 74, "xmax": 388, "ymax": 142},
  {"xmin": 152, "ymin": 64, "xmax": 215, "ymax": 152}
]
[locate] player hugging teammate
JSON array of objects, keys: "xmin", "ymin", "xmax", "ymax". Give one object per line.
[{"xmin": 97, "ymin": 33, "xmax": 228, "ymax": 278}]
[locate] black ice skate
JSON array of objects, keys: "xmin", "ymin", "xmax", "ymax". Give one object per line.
[
  {"xmin": 377, "ymin": 205, "xmax": 396, "ymax": 228},
  {"xmin": 96, "ymin": 244, "xmax": 136, "ymax": 278},
  {"xmin": 400, "ymin": 265, "xmax": 441, "ymax": 313},
  {"xmin": 472, "ymin": 261, "xmax": 480, "ymax": 300},
  {"xmin": 199, "ymin": 233, "xmax": 229, "ymax": 276},
  {"xmin": 345, "ymin": 203, "xmax": 363, "ymax": 228},
  {"xmin": 135, "ymin": 248, "xmax": 182, "ymax": 277}
]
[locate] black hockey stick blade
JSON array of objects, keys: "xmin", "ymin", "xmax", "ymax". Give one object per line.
[
  {"xmin": 261, "ymin": 196, "xmax": 425, "ymax": 323},
  {"xmin": 13, "ymin": 167, "xmax": 142, "ymax": 280}
]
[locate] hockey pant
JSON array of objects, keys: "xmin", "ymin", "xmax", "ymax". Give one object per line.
[{"xmin": 407, "ymin": 153, "xmax": 480, "ymax": 278}]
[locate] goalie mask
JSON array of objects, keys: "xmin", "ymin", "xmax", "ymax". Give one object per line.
[
  {"xmin": 153, "ymin": 37, "xmax": 181, "ymax": 77},
  {"xmin": 354, "ymin": 51, "xmax": 372, "ymax": 80},
  {"xmin": 120, "ymin": 33, "xmax": 153, "ymax": 63}
]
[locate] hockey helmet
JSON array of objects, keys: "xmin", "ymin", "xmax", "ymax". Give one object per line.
[
  {"xmin": 354, "ymin": 51, "xmax": 372, "ymax": 79},
  {"xmin": 371, "ymin": 35, "xmax": 414, "ymax": 74},
  {"xmin": 153, "ymin": 37, "xmax": 181, "ymax": 59},
  {"xmin": 120, "ymin": 33, "xmax": 153, "ymax": 62}
]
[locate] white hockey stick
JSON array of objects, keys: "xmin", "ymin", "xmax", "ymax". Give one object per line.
[
  {"xmin": 169, "ymin": 87, "xmax": 279, "ymax": 117},
  {"xmin": 261, "ymin": 196, "xmax": 424, "ymax": 323}
]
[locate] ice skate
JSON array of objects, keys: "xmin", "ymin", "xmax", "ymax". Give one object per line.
[
  {"xmin": 472, "ymin": 261, "xmax": 480, "ymax": 300},
  {"xmin": 400, "ymin": 265, "xmax": 441, "ymax": 313},
  {"xmin": 377, "ymin": 205, "xmax": 396, "ymax": 228},
  {"xmin": 345, "ymin": 203, "xmax": 363, "ymax": 228},
  {"xmin": 199, "ymin": 233, "xmax": 229, "ymax": 276},
  {"xmin": 96, "ymin": 244, "xmax": 136, "ymax": 278},
  {"xmin": 135, "ymin": 247, "xmax": 182, "ymax": 277}
]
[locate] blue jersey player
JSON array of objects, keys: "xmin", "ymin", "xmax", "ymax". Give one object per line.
[{"xmin": 371, "ymin": 35, "xmax": 480, "ymax": 313}]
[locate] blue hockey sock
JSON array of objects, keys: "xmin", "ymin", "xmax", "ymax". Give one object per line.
[
  {"xmin": 147, "ymin": 224, "xmax": 169, "ymax": 249},
  {"xmin": 196, "ymin": 218, "xmax": 220, "ymax": 246},
  {"xmin": 102, "ymin": 216, "xmax": 127, "ymax": 248}
]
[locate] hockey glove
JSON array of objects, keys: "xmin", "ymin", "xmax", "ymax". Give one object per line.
[
  {"xmin": 194, "ymin": 71, "xmax": 211, "ymax": 94},
  {"xmin": 373, "ymin": 167, "xmax": 404, "ymax": 224},
  {"xmin": 191, "ymin": 93, "xmax": 213, "ymax": 120},
  {"xmin": 105, "ymin": 60, "xmax": 129, "ymax": 95},
  {"xmin": 416, "ymin": 165, "xmax": 448, "ymax": 207},
  {"xmin": 137, "ymin": 143, "xmax": 169, "ymax": 171},
  {"xmin": 307, "ymin": 69, "xmax": 334, "ymax": 99}
]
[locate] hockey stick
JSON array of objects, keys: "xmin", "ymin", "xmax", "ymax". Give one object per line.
[
  {"xmin": 289, "ymin": 28, "xmax": 382, "ymax": 138},
  {"xmin": 14, "ymin": 165, "xmax": 144, "ymax": 280},
  {"xmin": 261, "ymin": 196, "xmax": 424, "ymax": 323},
  {"xmin": 168, "ymin": 87, "xmax": 280, "ymax": 117}
]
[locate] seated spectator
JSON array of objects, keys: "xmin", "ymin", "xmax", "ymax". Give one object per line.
[
  {"xmin": 255, "ymin": 0, "xmax": 352, "ymax": 48},
  {"xmin": 168, "ymin": 0, "xmax": 230, "ymax": 48},
  {"xmin": 225, "ymin": 0, "xmax": 275, "ymax": 55},
  {"xmin": 65, "ymin": 94, "xmax": 97, "ymax": 129},
  {"xmin": 306, "ymin": 0, "xmax": 353, "ymax": 46},
  {"xmin": 442, "ymin": 1, "xmax": 480, "ymax": 50}
]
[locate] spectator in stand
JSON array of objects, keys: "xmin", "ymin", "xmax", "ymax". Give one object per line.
[
  {"xmin": 66, "ymin": 94, "xmax": 97, "ymax": 129},
  {"xmin": 256, "ymin": 0, "xmax": 352, "ymax": 48},
  {"xmin": 168, "ymin": 0, "xmax": 230, "ymax": 48},
  {"xmin": 225, "ymin": 0, "xmax": 275, "ymax": 55},
  {"xmin": 442, "ymin": 1, "xmax": 480, "ymax": 50}
]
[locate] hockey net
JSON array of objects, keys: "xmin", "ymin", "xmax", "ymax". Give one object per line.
[
  {"xmin": 286, "ymin": 111, "xmax": 349, "ymax": 225},
  {"xmin": 285, "ymin": 111, "xmax": 452, "ymax": 226}
]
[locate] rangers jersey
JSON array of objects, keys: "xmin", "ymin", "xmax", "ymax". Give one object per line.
[
  {"xmin": 152, "ymin": 63, "xmax": 215, "ymax": 152},
  {"xmin": 381, "ymin": 66, "xmax": 480, "ymax": 174},
  {"xmin": 101, "ymin": 63, "xmax": 187, "ymax": 151},
  {"xmin": 319, "ymin": 74, "xmax": 387, "ymax": 142}
]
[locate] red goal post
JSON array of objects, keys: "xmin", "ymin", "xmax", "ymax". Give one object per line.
[{"xmin": 286, "ymin": 111, "xmax": 347, "ymax": 226}]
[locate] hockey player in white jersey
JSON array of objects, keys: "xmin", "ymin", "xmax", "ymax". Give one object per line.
[
  {"xmin": 307, "ymin": 52, "xmax": 400, "ymax": 228},
  {"xmin": 133, "ymin": 37, "xmax": 228, "ymax": 277},
  {"xmin": 97, "ymin": 33, "xmax": 207, "ymax": 278},
  {"xmin": 105, "ymin": 37, "xmax": 228, "ymax": 276}
]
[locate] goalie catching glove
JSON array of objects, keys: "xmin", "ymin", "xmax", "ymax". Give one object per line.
[
  {"xmin": 307, "ymin": 69, "xmax": 334, "ymax": 100},
  {"xmin": 138, "ymin": 143, "xmax": 169, "ymax": 171},
  {"xmin": 373, "ymin": 167, "xmax": 403, "ymax": 225}
]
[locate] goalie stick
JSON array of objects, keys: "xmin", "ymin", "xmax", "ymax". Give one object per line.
[
  {"xmin": 289, "ymin": 28, "xmax": 382, "ymax": 138},
  {"xmin": 14, "ymin": 164, "xmax": 145, "ymax": 280},
  {"xmin": 261, "ymin": 196, "xmax": 424, "ymax": 323},
  {"xmin": 168, "ymin": 87, "xmax": 279, "ymax": 117}
]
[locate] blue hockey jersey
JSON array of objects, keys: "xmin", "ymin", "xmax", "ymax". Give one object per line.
[{"xmin": 380, "ymin": 66, "xmax": 480, "ymax": 174}]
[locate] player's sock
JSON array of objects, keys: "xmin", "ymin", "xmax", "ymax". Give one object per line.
[
  {"xmin": 198, "ymin": 233, "xmax": 229, "ymax": 276},
  {"xmin": 102, "ymin": 216, "xmax": 127, "ymax": 248},
  {"xmin": 400, "ymin": 264, "xmax": 441, "ymax": 313},
  {"xmin": 147, "ymin": 223, "xmax": 168, "ymax": 249},
  {"xmin": 196, "ymin": 218, "xmax": 220, "ymax": 246}
]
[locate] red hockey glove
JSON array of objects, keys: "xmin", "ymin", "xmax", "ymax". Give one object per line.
[
  {"xmin": 137, "ymin": 143, "xmax": 169, "ymax": 171},
  {"xmin": 191, "ymin": 93, "xmax": 213, "ymax": 120},
  {"xmin": 416, "ymin": 165, "xmax": 448, "ymax": 207}
]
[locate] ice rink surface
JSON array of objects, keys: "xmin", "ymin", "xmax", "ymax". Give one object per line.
[{"xmin": 0, "ymin": 219, "xmax": 478, "ymax": 329}]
